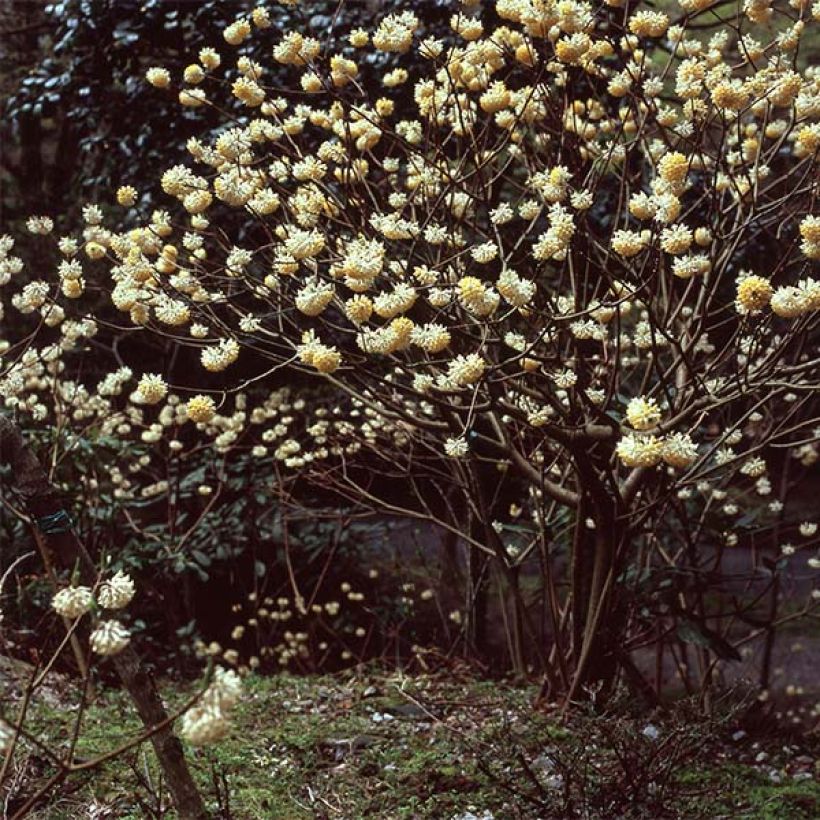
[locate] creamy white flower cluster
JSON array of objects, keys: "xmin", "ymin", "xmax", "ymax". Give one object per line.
[
  {"xmin": 51, "ymin": 571, "xmax": 136, "ymax": 657},
  {"xmin": 617, "ymin": 431, "xmax": 698, "ymax": 470},
  {"xmin": 616, "ymin": 396, "xmax": 698, "ymax": 470},
  {"xmin": 89, "ymin": 620, "xmax": 131, "ymax": 656},
  {"xmin": 4, "ymin": 0, "xmax": 815, "ymax": 556},
  {"xmin": 179, "ymin": 666, "xmax": 243, "ymax": 746}
]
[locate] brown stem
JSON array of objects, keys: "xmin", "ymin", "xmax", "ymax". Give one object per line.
[{"xmin": 0, "ymin": 415, "xmax": 209, "ymax": 820}]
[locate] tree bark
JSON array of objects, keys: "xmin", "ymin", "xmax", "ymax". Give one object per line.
[{"xmin": 0, "ymin": 415, "xmax": 210, "ymax": 820}]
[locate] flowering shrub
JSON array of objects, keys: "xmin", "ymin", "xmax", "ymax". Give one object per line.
[{"xmin": 1, "ymin": 0, "xmax": 819, "ymax": 704}]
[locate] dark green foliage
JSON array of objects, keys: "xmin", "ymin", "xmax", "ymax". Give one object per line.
[{"xmin": 1, "ymin": 0, "xmax": 456, "ymax": 223}]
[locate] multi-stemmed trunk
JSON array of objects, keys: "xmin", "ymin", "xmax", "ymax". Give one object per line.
[{"xmin": 540, "ymin": 452, "xmax": 638, "ymax": 708}]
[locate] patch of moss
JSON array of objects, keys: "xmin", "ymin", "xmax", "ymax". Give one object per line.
[{"xmin": 11, "ymin": 673, "xmax": 819, "ymax": 819}]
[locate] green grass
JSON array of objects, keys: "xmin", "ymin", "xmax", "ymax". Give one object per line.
[
  {"xmin": 5, "ymin": 671, "xmax": 819, "ymax": 819},
  {"xmin": 677, "ymin": 761, "xmax": 820, "ymax": 819}
]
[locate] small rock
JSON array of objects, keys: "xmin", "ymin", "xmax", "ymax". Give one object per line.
[
  {"xmin": 532, "ymin": 752, "xmax": 555, "ymax": 773},
  {"xmin": 642, "ymin": 724, "xmax": 660, "ymax": 741}
]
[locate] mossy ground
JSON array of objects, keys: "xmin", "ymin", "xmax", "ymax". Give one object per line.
[{"xmin": 5, "ymin": 668, "xmax": 819, "ymax": 819}]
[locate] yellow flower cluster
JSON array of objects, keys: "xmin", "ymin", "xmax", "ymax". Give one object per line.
[
  {"xmin": 458, "ymin": 277, "xmax": 500, "ymax": 317},
  {"xmin": 6, "ymin": 0, "xmax": 816, "ymax": 522},
  {"xmin": 625, "ymin": 396, "xmax": 662, "ymax": 431},
  {"xmin": 187, "ymin": 395, "xmax": 216, "ymax": 424},
  {"xmin": 372, "ymin": 12, "xmax": 419, "ymax": 53},
  {"xmin": 298, "ymin": 331, "xmax": 341, "ymax": 374},
  {"xmin": 735, "ymin": 275, "xmax": 773, "ymax": 315},
  {"xmin": 617, "ymin": 432, "xmax": 697, "ymax": 469}
]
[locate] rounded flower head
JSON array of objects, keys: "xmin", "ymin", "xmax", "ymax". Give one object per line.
[
  {"xmin": 136, "ymin": 374, "xmax": 168, "ymax": 405},
  {"xmin": 179, "ymin": 89, "xmax": 207, "ymax": 108},
  {"xmin": 387, "ymin": 317, "xmax": 414, "ymax": 351},
  {"xmin": 339, "ymin": 237, "xmax": 385, "ymax": 285},
  {"xmin": 52, "ymin": 586, "xmax": 94, "ymax": 619},
  {"xmin": 223, "ymin": 19, "xmax": 251, "ymax": 46},
  {"xmin": 90, "ymin": 620, "xmax": 131, "ymax": 656},
  {"xmin": 301, "ymin": 71, "xmax": 322, "ymax": 93},
  {"xmin": 200, "ymin": 339, "xmax": 240, "ymax": 372},
  {"xmin": 672, "ymin": 254, "xmax": 711, "ymax": 279},
  {"xmin": 284, "ymin": 228, "xmax": 325, "ymax": 261},
  {"xmin": 97, "ymin": 571, "xmax": 136, "ymax": 610},
  {"xmin": 344, "ymin": 295, "xmax": 373, "ymax": 325},
  {"xmin": 116, "ymin": 186, "xmax": 137, "ymax": 207},
  {"xmin": 330, "ymin": 54, "xmax": 359, "ymax": 86},
  {"xmin": 186, "ymin": 395, "xmax": 216, "ymax": 424},
  {"xmin": 612, "ymin": 229, "xmax": 646, "ymax": 258},
  {"xmin": 199, "ymin": 47, "xmax": 221, "ymax": 70},
  {"xmin": 799, "ymin": 215, "xmax": 820, "ymax": 258},
  {"xmin": 628, "ymin": 10, "xmax": 669, "ymax": 38},
  {"xmin": 410, "ymin": 323, "xmax": 451, "ymax": 354},
  {"xmin": 662, "ymin": 433, "xmax": 698, "ymax": 468},
  {"xmin": 311, "ymin": 347, "xmax": 342, "ymax": 374},
  {"xmin": 657, "ymin": 152, "xmax": 689, "ymax": 187},
  {"xmin": 26, "ymin": 216, "xmax": 53, "ymax": 235},
  {"xmin": 459, "ymin": 276, "xmax": 486, "ymax": 304},
  {"xmin": 180, "ymin": 666, "xmax": 242, "ymax": 746},
  {"xmin": 297, "ymin": 332, "xmax": 341, "ymax": 374},
  {"xmin": 62, "ymin": 277, "xmax": 84, "ymax": 298},
  {"xmin": 349, "ymin": 28, "xmax": 369, "ymax": 48},
  {"xmin": 84, "ymin": 241, "xmax": 106, "ymax": 262},
  {"xmin": 145, "ymin": 67, "xmax": 170, "ymax": 88},
  {"xmin": 447, "ymin": 353, "xmax": 486, "ymax": 387},
  {"xmin": 626, "ymin": 396, "xmax": 662, "ymax": 431},
  {"xmin": 480, "ymin": 81, "xmax": 511, "ymax": 114},
  {"xmin": 180, "ymin": 704, "xmax": 229, "ymax": 746},
  {"xmin": 735, "ymin": 275, "xmax": 772, "ymax": 315},
  {"xmin": 183, "ymin": 190, "xmax": 212, "ymax": 214},
  {"xmin": 183, "ymin": 64, "xmax": 204, "ymax": 84},
  {"xmin": 458, "ymin": 277, "xmax": 499, "ymax": 317},
  {"xmin": 295, "ymin": 281, "xmax": 334, "ymax": 317},
  {"xmin": 660, "ymin": 225, "xmax": 693, "ymax": 255},
  {"xmin": 770, "ymin": 285, "xmax": 812, "ymax": 318},
  {"xmin": 251, "ymin": 7, "xmax": 271, "ymax": 29},
  {"xmin": 616, "ymin": 434, "xmax": 665, "ymax": 468},
  {"xmin": 372, "ymin": 12, "xmax": 419, "ymax": 53},
  {"xmin": 497, "ymin": 269, "xmax": 536, "ymax": 308},
  {"xmin": 233, "ymin": 76, "xmax": 265, "ymax": 107},
  {"xmin": 694, "ymin": 227, "xmax": 712, "ymax": 247}
]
